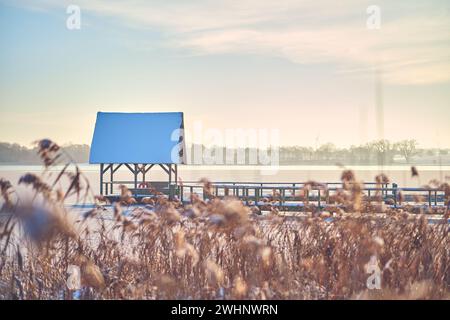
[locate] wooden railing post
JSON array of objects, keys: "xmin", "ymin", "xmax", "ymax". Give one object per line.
[
  {"xmin": 428, "ymin": 190, "xmax": 432, "ymax": 207},
  {"xmin": 100, "ymin": 164, "xmax": 104, "ymax": 195},
  {"xmin": 318, "ymin": 189, "xmax": 321, "ymax": 208},
  {"xmin": 392, "ymin": 183, "xmax": 397, "ymax": 208}
]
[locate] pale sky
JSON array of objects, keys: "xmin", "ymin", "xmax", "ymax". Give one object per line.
[{"xmin": 0, "ymin": 0, "xmax": 449, "ymax": 148}]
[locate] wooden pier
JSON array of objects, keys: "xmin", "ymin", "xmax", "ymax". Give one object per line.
[{"xmin": 103, "ymin": 180, "xmax": 448, "ymax": 211}]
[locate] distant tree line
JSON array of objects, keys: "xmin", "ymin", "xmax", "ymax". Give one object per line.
[
  {"xmin": 276, "ymin": 140, "xmax": 449, "ymax": 165},
  {"xmin": 188, "ymin": 139, "xmax": 449, "ymax": 165},
  {"xmin": 0, "ymin": 139, "xmax": 448, "ymax": 165},
  {"xmin": 0, "ymin": 142, "xmax": 90, "ymax": 164}
]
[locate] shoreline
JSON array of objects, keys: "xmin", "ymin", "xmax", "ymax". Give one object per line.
[{"xmin": 1, "ymin": 163, "xmax": 449, "ymax": 169}]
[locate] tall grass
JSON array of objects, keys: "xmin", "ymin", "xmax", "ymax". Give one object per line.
[{"xmin": 0, "ymin": 140, "xmax": 448, "ymax": 299}]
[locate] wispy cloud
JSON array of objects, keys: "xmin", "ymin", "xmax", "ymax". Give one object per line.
[{"xmin": 7, "ymin": 0, "xmax": 450, "ymax": 84}]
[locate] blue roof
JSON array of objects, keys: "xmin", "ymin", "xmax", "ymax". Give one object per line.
[{"xmin": 89, "ymin": 112, "xmax": 186, "ymax": 164}]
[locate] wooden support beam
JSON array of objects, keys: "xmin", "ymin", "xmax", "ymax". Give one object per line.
[
  {"xmin": 100, "ymin": 163, "xmax": 104, "ymax": 195},
  {"xmin": 102, "ymin": 164, "xmax": 112, "ymax": 174},
  {"xmin": 112, "ymin": 163, "xmax": 123, "ymax": 174},
  {"xmin": 125, "ymin": 163, "xmax": 136, "ymax": 174},
  {"xmin": 136, "ymin": 164, "xmax": 146, "ymax": 174},
  {"xmin": 159, "ymin": 164, "xmax": 170, "ymax": 175}
]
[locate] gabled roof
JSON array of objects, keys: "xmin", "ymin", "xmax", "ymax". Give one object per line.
[{"xmin": 89, "ymin": 112, "xmax": 186, "ymax": 164}]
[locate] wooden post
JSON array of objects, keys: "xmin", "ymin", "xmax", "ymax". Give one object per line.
[
  {"xmin": 318, "ymin": 189, "xmax": 321, "ymax": 208},
  {"xmin": 134, "ymin": 164, "xmax": 138, "ymax": 190},
  {"xmin": 392, "ymin": 183, "xmax": 397, "ymax": 208},
  {"xmin": 142, "ymin": 164, "xmax": 146, "ymax": 184},
  {"xmin": 168, "ymin": 164, "xmax": 172, "ymax": 185},
  {"xmin": 174, "ymin": 164, "xmax": 178, "ymax": 199},
  {"xmin": 109, "ymin": 164, "xmax": 113, "ymax": 195},
  {"xmin": 100, "ymin": 163, "xmax": 104, "ymax": 195},
  {"xmin": 168, "ymin": 164, "xmax": 173, "ymax": 200},
  {"xmin": 174, "ymin": 164, "xmax": 178, "ymax": 185},
  {"xmin": 428, "ymin": 190, "xmax": 432, "ymax": 207}
]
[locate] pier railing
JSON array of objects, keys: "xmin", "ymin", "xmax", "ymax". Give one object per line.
[
  {"xmin": 102, "ymin": 180, "xmax": 390, "ymax": 196},
  {"xmin": 176, "ymin": 181, "xmax": 446, "ymax": 209},
  {"xmin": 101, "ymin": 180, "xmax": 446, "ymax": 209}
]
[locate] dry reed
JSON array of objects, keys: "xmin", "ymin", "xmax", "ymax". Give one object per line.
[{"xmin": 0, "ymin": 140, "xmax": 448, "ymax": 300}]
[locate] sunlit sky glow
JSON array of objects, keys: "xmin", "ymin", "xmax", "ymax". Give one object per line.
[{"xmin": 0, "ymin": 0, "xmax": 449, "ymax": 148}]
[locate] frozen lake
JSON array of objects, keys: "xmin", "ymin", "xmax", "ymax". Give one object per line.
[{"xmin": 0, "ymin": 164, "xmax": 449, "ymax": 195}]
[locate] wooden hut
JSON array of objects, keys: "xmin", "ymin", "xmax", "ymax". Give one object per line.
[{"xmin": 89, "ymin": 112, "xmax": 186, "ymax": 199}]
